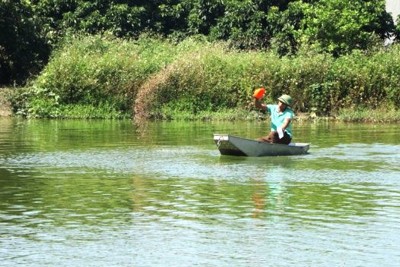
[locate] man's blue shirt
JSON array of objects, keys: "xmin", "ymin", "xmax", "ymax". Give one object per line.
[{"xmin": 266, "ymin": 104, "xmax": 294, "ymax": 137}]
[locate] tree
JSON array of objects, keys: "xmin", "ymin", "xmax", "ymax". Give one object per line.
[
  {"xmin": 0, "ymin": 0, "xmax": 49, "ymax": 85},
  {"xmin": 208, "ymin": 0, "xmax": 270, "ymax": 49},
  {"xmin": 267, "ymin": 1, "xmax": 305, "ymax": 55},
  {"xmin": 299, "ymin": 0, "xmax": 394, "ymax": 56},
  {"xmin": 1, "ymin": 0, "xmax": 398, "ymax": 86}
]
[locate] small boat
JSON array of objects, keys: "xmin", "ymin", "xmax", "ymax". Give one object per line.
[{"xmin": 213, "ymin": 134, "xmax": 309, "ymax": 157}]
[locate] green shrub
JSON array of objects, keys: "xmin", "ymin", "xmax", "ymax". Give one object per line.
[
  {"xmin": 13, "ymin": 34, "xmax": 179, "ymax": 118},
  {"xmin": 11, "ymin": 35, "xmax": 400, "ymax": 121}
]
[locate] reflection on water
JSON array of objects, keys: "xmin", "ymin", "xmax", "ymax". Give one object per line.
[{"xmin": 0, "ymin": 118, "xmax": 399, "ymax": 266}]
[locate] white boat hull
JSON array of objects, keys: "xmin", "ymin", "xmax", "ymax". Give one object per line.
[{"xmin": 214, "ymin": 134, "xmax": 309, "ymax": 157}]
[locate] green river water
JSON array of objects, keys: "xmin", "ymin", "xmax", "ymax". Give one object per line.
[{"xmin": 0, "ymin": 118, "xmax": 399, "ymax": 266}]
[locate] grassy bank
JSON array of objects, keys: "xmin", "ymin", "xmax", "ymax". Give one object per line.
[{"xmin": 8, "ymin": 34, "xmax": 400, "ymax": 122}]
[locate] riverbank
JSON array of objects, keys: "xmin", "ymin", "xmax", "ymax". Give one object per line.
[
  {"xmin": 1, "ymin": 98, "xmax": 399, "ymax": 123},
  {"xmin": 9, "ymin": 36, "xmax": 400, "ymax": 121},
  {"xmin": 2, "ymin": 88, "xmax": 400, "ymax": 122}
]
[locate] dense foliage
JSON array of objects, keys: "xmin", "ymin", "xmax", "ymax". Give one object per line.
[
  {"xmin": 10, "ymin": 35, "xmax": 400, "ymax": 120},
  {"xmin": 0, "ymin": 1, "xmax": 49, "ymax": 85},
  {"xmin": 0, "ymin": 0, "xmax": 397, "ymax": 85}
]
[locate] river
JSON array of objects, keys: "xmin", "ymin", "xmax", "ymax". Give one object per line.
[{"xmin": 0, "ymin": 118, "xmax": 399, "ymax": 266}]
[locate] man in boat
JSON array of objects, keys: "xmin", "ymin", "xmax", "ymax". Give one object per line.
[{"xmin": 253, "ymin": 88, "xmax": 294, "ymax": 145}]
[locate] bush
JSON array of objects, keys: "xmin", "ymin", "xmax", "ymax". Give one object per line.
[
  {"xmin": 11, "ymin": 35, "xmax": 400, "ymax": 120},
  {"xmin": 13, "ymin": 34, "xmax": 179, "ymax": 118}
]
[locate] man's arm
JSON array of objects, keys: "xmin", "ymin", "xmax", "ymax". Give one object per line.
[
  {"xmin": 280, "ymin": 117, "xmax": 291, "ymax": 131},
  {"xmin": 254, "ymin": 98, "xmax": 266, "ymax": 111}
]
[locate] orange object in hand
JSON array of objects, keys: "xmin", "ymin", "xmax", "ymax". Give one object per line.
[{"xmin": 253, "ymin": 88, "xmax": 266, "ymax": 99}]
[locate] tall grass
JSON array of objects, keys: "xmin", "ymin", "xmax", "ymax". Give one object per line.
[
  {"xmin": 10, "ymin": 34, "xmax": 400, "ymax": 121},
  {"xmin": 12, "ymin": 34, "xmax": 181, "ymax": 118}
]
